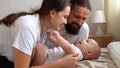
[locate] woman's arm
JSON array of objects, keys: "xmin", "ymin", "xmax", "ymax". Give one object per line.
[
  {"xmin": 14, "ymin": 48, "xmax": 31, "ymax": 68},
  {"xmin": 14, "ymin": 48, "xmax": 61, "ymax": 68},
  {"xmin": 14, "ymin": 48, "xmax": 79, "ymax": 68}
]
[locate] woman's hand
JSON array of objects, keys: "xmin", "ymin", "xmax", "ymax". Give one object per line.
[{"xmin": 57, "ymin": 53, "xmax": 80, "ymax": 68}]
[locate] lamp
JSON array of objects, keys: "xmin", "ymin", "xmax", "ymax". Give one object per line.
[{"xmin": 91, "ymin": 10, "xmax": 106, "ymax": 34}]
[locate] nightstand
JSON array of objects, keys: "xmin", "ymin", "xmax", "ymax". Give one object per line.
[{"xmin": 89, "ymin": 34, "xmax": 113, "ymax": 48}]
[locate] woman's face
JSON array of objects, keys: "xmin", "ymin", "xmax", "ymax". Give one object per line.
[{"xmin": 50, "ymin": 6, "xmax": 70, "ymax": 31}]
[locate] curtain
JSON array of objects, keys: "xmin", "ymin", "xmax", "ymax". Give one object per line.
[{"xmin": 105, "ymin": 0, "xmax": 120, "ymax": 41}]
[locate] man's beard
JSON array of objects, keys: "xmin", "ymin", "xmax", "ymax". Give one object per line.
[{"xmin": 65, "ymin": 22, "xmax": 82, "ymax": 35}]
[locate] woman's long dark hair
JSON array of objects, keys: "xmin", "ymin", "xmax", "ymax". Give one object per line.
[
  {"xmin": 0, "ymin": 12, "xmax": 28, "ymax": 27},
  {"xmin": 0, "ymin": 0, "xmax": 71, "ymax": 27}
]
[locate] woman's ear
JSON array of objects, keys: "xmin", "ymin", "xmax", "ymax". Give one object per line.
[{"xmin": 50, "ymin": 9, "xmax": 56, "ymax": 18}]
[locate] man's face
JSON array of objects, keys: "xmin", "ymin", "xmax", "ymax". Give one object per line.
[{"xmin": 65, "ymin": 5, "xmax": 90, "ymax": 35}]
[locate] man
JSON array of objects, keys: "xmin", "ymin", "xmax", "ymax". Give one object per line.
[{"xmin": 46, "ymin": 0, "xmax": 92, "ymax": 48}]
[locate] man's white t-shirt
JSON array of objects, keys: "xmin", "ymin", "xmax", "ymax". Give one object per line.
[
  {"xmin": 60, "ymin": 22, "xmax": 89, "ymax": 43},
  {"xmin": 46, "ymin": 22, "xmax": 89, "ymax": 48}
]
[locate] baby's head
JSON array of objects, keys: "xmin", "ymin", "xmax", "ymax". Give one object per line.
[{"xmin": 75, "ymin": 39, "xmax": 101, "ymax": 60}]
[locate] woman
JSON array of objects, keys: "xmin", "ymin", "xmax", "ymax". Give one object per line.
[{"xmin": 0, "ymin": 0, "xmax": 80, "ymax": 68}]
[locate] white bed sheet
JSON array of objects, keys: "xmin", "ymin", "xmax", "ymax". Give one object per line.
[{"xmin": 76, "ymin": 48, "xmax": 118, "ymax": 68}]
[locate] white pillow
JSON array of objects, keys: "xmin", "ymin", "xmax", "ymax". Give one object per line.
[{"xmin": 107, "ymin": 42, "xmax": 120, "ymax": 68}]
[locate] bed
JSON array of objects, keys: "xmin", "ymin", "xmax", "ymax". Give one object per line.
[{"xmin": 76, "ymin": 42, "xmax": 120, "ymax": 68}]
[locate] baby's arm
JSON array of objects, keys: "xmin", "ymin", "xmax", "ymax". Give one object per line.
[{"xmin": 48, "ymin": 31, "xmax": 75, "ymax": 55}]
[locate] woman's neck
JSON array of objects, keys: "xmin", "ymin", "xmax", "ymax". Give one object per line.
[{"xmin": 39, "ymin": 16, "xmax": 50, "ymax": 33}]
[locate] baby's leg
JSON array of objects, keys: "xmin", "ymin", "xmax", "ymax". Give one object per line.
[{"xmin": 31, "ymin": 42, "xmax": 48, "ymax": 66}]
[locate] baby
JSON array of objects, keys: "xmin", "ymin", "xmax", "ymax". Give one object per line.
[{"xmin": 31, "ymin": 31, "xmax": 101, "ymax": 66}]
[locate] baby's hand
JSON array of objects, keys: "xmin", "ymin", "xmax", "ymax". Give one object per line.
[
  {"xmin": 47, "ymin": 30, "xmax": 60, "ymax": 38},
  {"xmin": 47, "ymin": 30, "xmax": 61, "ymax": 45}
]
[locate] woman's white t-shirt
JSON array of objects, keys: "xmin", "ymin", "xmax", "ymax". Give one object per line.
[{"xmin": 9, "ymin": 14, "xmax": 41, "ymax": 61}]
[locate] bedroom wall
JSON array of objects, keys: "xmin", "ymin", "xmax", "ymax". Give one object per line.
[{"xmin": 0, "ymin": 0, "xmax": 43, "ymax": 19}]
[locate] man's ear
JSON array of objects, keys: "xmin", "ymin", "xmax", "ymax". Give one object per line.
[{"xmin": 50, "ymin": 9, "xmax": 56, "ymax": 18}]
